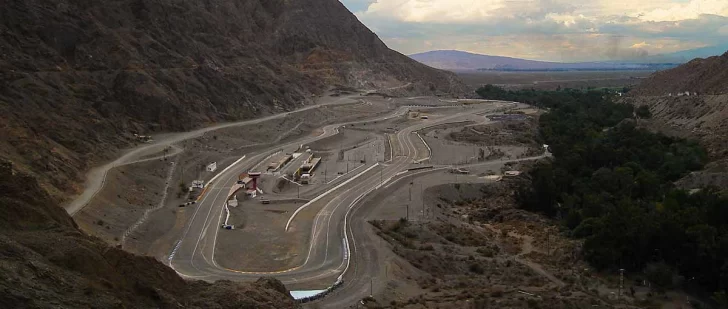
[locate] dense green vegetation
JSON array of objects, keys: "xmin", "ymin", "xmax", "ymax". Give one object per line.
[{"xmin": 478, "ymin": 85, "xmax": 728, "ymax": 298}]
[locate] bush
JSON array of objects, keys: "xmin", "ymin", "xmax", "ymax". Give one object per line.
[
  {"xmin": 644, "ymin": 262, "xmax": 674, "ymax": 289},
  {"xmin": 477, "ymin": 247, "xmax": 495, "ymax": 257},
  {"xmin": 469, "ymin": 263, "xmax": 484, "ymax": 274},
  {"xmin": 419, "ymin": 244, "xmax": 434, "ymax": 251}
]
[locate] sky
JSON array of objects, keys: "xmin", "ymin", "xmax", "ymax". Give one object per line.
[{"xmin": 339, "ymin": 0, "xmax": 728, "ymax": 61}]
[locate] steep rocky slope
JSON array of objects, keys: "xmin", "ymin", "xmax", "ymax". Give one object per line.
[
  {"xmin": 628, "ymin": 51, "xmax": 728, "ymax": 188},
  {"xmin": 0, "ymin": 160, "xmax": 298, "ymax": 308},
  {"xmin": 0, "ymin": 0, "xmax": 466, "ymax": 200},
  {"xmin": 631, "ymin": 51, "xmax": 728, "ymax": 96}
]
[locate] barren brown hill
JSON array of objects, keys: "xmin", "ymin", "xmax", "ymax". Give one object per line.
[
  {"xmin": 0, "ymin": 0, "xmax": 466, "ymax": 200},
  {"xmin": 631, "ymin": 51, "xmax": 728, "ymax": 96}
]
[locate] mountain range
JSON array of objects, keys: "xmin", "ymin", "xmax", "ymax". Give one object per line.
[{"xmin": 410, "ymin": 47, "xmax": 728, "ymax": 72}]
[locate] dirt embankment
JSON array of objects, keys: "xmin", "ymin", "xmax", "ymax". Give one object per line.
[
  {"xmin": 366, "ymin": 178, "xmax": 613, "ymax": 309},
  {"xmin": 450, "ymin": 117, "xmax": 541, "ymax": 149},
  {"xmin": 371, "ymin": 173, "xmax": 706, "ymax": 309}
]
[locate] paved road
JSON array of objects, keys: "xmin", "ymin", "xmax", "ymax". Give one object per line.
[
  {"xmin": 70, "ymin": 94, "xmax": 538, "ymax": 306},
  {"xmin": 167, "ymin": 104, "xmax": 417, "ymax": 281},
  {"xmin": 166, "ymin": 103, "xmax": 518, "ymax": 289}
]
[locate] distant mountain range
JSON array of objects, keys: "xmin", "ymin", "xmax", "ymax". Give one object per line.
[
  {"xmin": 647, "ymin": 43, "xmax": 728, "ymax": 63},
  {"xmin": 410, "ymin": 45, "xmax": 728, "ymax": 72}
]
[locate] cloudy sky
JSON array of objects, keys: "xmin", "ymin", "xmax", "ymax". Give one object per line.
[{"xmin": 339, "ymin": 0, "xmax": 728, "ymax": 61}]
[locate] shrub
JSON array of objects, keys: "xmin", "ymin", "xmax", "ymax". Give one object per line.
[{"xmin": 469, "ymin": 263, "xmax": 484, "ymax": 274}]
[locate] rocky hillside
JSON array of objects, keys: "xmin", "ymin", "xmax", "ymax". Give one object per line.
[
  {"xmin": 0, "ymin": 0, "xmax": 466, "ymax": 200},
  {"xmin": 628, "ymin": 51, "xmax": 728, "ymax": 189},
  {"xmin": 0, "ymin": 0, "xmax": 465, "ymax": 306},
  {"xmin": 0, "ymin": 160, "xmax": 298, "ymax": 308},
  {"xmin": 631, "ymin": 51, "xmax": 728, "ymax": 96}
]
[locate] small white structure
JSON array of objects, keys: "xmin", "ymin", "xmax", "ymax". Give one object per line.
[
  {"xmin": 504, "ymin": 171, "xmax": 521, "ymax": 177},
  {"xmin": 228, "ymin": 198, "xmax": 238, "ymax": 207},
  {"xmin": 301, "ymin": 173, "xmax": 311, "ymax": 184},
  {"xmin": 191, "ymin": 180, "xmax": 205, "ymax": 189},
  {"xmin": 206, "ymin": 162, "xmax": 217, "ymax": 172}
]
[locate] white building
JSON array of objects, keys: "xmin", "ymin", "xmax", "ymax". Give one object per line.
[{"xmin": 206, "ymin": 162, "xmax": 217, "ymax": 172}]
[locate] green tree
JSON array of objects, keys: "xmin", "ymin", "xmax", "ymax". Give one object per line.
[{"xmin": 636, "ymin": 105, "xmax": 652, "ymax": 119}]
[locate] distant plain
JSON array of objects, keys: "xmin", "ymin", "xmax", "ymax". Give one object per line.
[{"xmin": 457, "ymin": 70, "xmax": 655, "ymax": 90}]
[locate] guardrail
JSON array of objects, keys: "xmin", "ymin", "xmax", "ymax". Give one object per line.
[{"xmin": 414, "ymin": 132, "xmax": 432, "ymax": 163}]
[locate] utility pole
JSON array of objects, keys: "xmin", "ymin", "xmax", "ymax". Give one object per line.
[
  {"xmin": 297, "ymin": 185, "xmax": 300, "ymax": 199},
  {"xmin": 421, "ymin": 182, "xmax": 424, "ymax": 219},
  {"xmin": 370, "ymin": 278, "xmax": 373, "ymax": 297},
  {"xmin": 547, "ymin": 229, "xmax": 551, "ymax": 256},
  {"xmin": 406, "ymin": 204, "xmax": 409, "ymax": 221},
  {"xmin": 409, "ymin": 182, "xmax": 412, "ymax": 202},
  {"xmin": 619, "ymin": 268, "xmax": 625, "ymax": 299}
]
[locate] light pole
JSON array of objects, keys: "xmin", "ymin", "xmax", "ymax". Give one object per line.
[
  {"xmin": 370, "ymin": 278, "xmax": 373, "ymax": 297},
  {"xmin": 619, "ymin": 268, "xmax": 625, "ymax": 299},
  {"xmin": 409, "ymin": 182, "xmax": 412, "ymax": 202},
  {"xmin": 547, "ymin": 229, "xmax": 551, "ymax": 256},
  {"xmin": 421, "ymin": 182, "xmax": 424, "ymax": 219}
]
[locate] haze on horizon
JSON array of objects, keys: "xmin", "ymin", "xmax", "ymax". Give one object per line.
[{"xmin": 340, "ymin": 0, "xmax": 728, "ymax": 62}]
